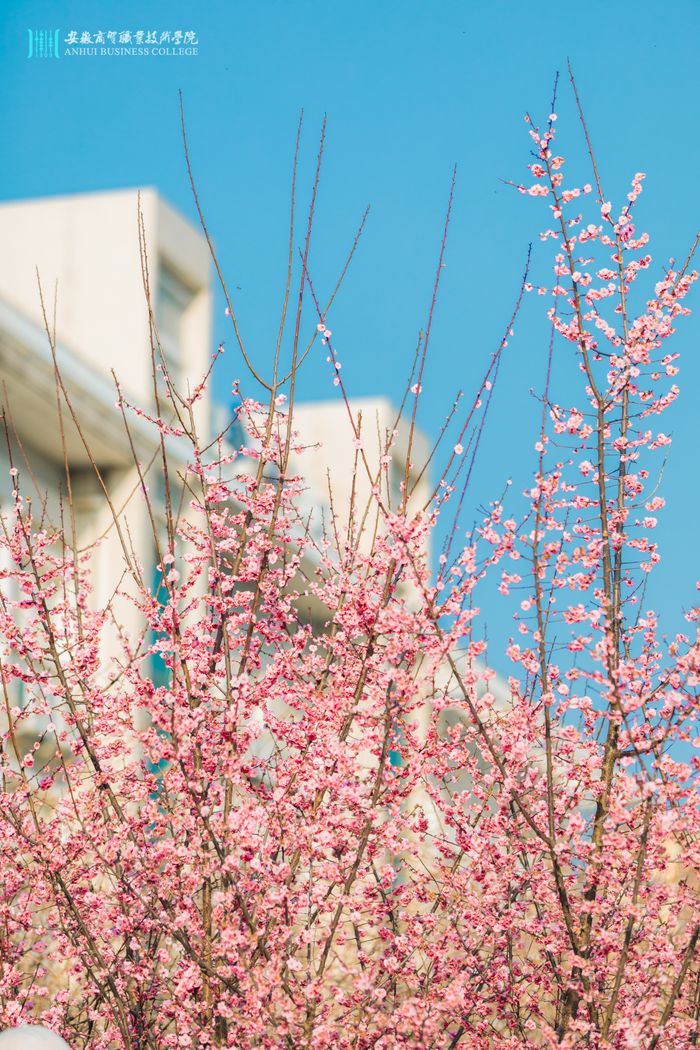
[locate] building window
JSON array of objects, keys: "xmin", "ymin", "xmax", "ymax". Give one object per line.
[
  {"xmin": 149, "ymin": 555, "xmax": 171, "ymax": 691},
  {"xmin": 145, "ymin": 555, "xmax": 171, "ymax": 797},
  {"xmin": 156, "ymin": 261, "xmax": 194, "ymax": 391}
]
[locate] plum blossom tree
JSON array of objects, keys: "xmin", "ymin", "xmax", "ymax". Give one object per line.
[{"xmin": 0, "ymin": 75, "xmax": 698, "ymax": 1048}]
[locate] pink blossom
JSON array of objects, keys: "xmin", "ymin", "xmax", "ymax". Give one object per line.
[{"xmin": 0, "ymin": 99, "xmax": 695, "ymax": 1050}]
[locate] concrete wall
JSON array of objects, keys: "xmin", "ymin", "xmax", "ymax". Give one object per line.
[
  {"xmin": 0, "ymin": 188, "xmax": 212, "ymax": 430},
  {"xmin": 291, "ymin": 396, "xmax": 431, "ymax": 563}
]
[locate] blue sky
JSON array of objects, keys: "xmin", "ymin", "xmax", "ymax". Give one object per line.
[{"xmin": 3, "ymin": 0, "xmax": 700, "ymax": 653}]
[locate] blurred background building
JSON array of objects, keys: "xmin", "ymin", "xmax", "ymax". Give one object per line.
[{"xmin": 0, "ymin": 188, "xmax": 430, "ymax": 647}]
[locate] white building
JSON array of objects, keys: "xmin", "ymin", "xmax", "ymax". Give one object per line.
[
  {"xmin": 0, "ymin": 188, "xmax": 430, "ymax": 657},
  {"xmin": 0, "ymin": 189, "xmax": 211, "ymax": 638}
]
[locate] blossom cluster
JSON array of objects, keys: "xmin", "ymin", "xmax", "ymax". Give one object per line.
[{"xmin": 0, "ymin": 105, "xmax": 698, "ymax": 1049}]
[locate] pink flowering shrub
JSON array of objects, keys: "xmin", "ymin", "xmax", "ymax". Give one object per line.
[{"xmin": 0, "ymin": 86, "xmax": 699, "ymax": 1048}]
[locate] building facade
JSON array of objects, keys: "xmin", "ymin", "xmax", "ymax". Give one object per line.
[{"xmin": 0, "ymin": 188, "xmax": 430, "ymax": 657}]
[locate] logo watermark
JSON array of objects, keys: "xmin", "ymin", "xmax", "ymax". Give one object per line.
[
  {"xmin": 27, "ymin": 28, "xmax": 199, "ymax": 59},
  {"xmin": 27, "ymin": 29, "xmax": 60, "ymax": 59}
]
